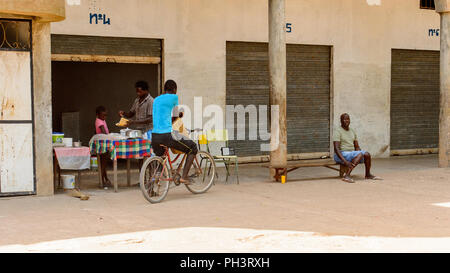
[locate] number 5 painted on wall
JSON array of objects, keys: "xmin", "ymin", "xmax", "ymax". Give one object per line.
[{"xmin": 286, "ymin": 23, "xmax": 292, "ymax": 33}]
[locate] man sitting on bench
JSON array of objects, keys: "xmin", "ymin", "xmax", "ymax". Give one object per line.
[{"xmin": 333, "ymin": 113, "xmax": 381, "ymax": 183}]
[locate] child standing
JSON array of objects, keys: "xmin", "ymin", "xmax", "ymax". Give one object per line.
[
  {"xmin": 95, "ymin": 106, "xmax": 112, "ymax": 187},
  {"xmin": 95, "ymin": 106, "xmax": 109, "ymax": 134}
]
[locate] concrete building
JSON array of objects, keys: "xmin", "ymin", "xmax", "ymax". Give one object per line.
[
  {"xmin": 0, "ymin": 0, "xmax": 448, "ymax": 196},
  {"xmin": 51, "ymin": 0, "xmax": 442, "ymax": 157}
]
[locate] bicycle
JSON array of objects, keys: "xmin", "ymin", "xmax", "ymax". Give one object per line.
[{"xmin": 139, "ymin": 132, "xmax": 217, "ymax": 204}]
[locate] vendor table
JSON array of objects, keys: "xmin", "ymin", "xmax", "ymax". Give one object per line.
[
  {"xmin": 90, "ymin": 138, "xmax": 152, "ymax": 192},
  {"xmin": 53, "ymin": 146, "xmax": 91, "ymax": 189}
]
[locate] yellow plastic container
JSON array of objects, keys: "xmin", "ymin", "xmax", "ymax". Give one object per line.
[
  {"xmin": 52, "ymin": 133, "xmax": 64, "ymax": 143},
  {"xmin": 90, "ymin": 156, "xmax": 98, "ymax": 169}
]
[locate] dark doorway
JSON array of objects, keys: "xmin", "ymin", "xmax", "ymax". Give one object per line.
[{"xmin": 52, "ymin": 61, "xmax": 159, "ymax": 146}]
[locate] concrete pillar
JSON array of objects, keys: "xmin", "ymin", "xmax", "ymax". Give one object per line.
[
  {"xmin": 435, "ymin": 0, "xmax": 450, "ymax": 168},
  {"xmin": 33, "ymin": 22, "xmax": 54, "ymax": 195},
  {"xmin": 268, "ymin": 0, "xmax": 288, "ymax": 172}
]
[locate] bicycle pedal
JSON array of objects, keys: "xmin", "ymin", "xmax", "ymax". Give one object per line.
[{"xmin": 173, "ymin": 174, "xmax": 181, "ymax": 186}]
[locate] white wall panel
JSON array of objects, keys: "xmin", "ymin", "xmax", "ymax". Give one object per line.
[
  {"xmin": 0, "ymin": 123, "xmax": 34, "ymax": 193},
  {"xmin": 0, "ymin": 51, "xmax": 32, "ymax": 121}
]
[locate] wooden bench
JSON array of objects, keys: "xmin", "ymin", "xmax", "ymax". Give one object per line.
[{"xmin": 262, "ymin": 158, "xmax": 348, "ymax": 182}]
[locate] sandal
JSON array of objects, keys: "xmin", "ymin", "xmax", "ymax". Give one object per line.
[
  {"xmin": 366, "ymin": 175, "xmax": 382, "ymax": 180},
  {"xmin": 342, "ymin": 177, "xmax": 355, "ymax": 183}
]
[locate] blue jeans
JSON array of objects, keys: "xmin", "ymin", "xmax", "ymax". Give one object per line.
[{"xmin": 334, "ymin": 150, "xmax": 366, "ymax": 164}]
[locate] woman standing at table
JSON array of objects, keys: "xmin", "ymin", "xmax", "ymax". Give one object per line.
[{"xmin": 95, "ymin": 106, "xmax": 112, "ymax": 187}]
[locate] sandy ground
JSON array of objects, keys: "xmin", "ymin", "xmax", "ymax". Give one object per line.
[
  {"xmin": 0, "ymin": 154, "xmax": 449, "ymax": 252},
  {"xmin": 2, "ymin": 227, "xmax": 450, "ymax": 253}
]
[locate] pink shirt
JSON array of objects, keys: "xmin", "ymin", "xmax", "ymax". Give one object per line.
[{"xmin": 95, "ymin": 118, "xmax": 109, "ymax": 134}]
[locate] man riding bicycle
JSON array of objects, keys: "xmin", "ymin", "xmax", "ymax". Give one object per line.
[{"xmin": 151, "ymin": 80, "xmax": 198, "ymax": 185}]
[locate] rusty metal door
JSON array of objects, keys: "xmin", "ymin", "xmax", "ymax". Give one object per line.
[{"xmin": 0, "ymin": 19, "xmax": 35, "ymax": 196}]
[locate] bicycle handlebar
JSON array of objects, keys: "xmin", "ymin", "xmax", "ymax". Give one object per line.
[{"xmin": 188, "ymin": 128, "xmax": 203, "ymax": 133}]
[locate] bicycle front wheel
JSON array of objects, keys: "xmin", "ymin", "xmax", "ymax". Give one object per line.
[
  {"xmin": 140, "ymin": 156, "xmax": 170, "ymax": 203},
  {"xmin": 185, "ymin": 151, "xmax": 216, "ymax": 194}
]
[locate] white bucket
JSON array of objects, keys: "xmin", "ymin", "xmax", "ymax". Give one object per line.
[{"xmin": 61, "ymin": 175, "xmax": 76, "ymax": 189}]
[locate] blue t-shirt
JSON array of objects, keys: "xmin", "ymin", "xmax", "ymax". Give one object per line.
[{"xmin": 152, "ymin": 93, "xmax": 178, "ymax": 134}]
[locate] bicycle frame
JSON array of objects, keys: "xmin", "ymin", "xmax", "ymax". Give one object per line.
[
  {"xmin": 140, "ymin": 120, "xmax": 216, "ymax": 203},
  {"xmin": 159, "ymin": 148, "xmax": 202, "ymax": 182}
]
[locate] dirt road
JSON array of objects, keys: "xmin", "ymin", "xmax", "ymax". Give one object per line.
[{"xmin": 0, "ymin": 155, "xmax": 449, "ymax": 252}]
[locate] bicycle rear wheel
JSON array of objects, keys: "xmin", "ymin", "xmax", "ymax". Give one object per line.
[
  {"xmin": 185, "ymin": 151, "xmax": 216, "ymax": 194},
  {"xmin": 140, "ymin": 156, "xmax": 170, "ymax": 203}
]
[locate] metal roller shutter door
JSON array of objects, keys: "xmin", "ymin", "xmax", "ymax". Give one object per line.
[
  {"xmin": 390, "ymin": 49, "xmax": 440, "ymax": 150},
  {"xmin": 226, "ymin": 42, "xmax": 270, "ymax": 157},
  {"xmin": 286, "ymin": 44, "xmax": 331, "ymax": 154},
  {"xmin": 51, "ymin": 34, "xmax": 161, "ymax": 57},
  {"xmin": 226, "ymin": 41, "xmax": 331, "ymax": 157}
]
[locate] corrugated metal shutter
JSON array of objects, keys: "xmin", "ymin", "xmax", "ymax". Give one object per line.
[
  {"xmin": 390, "ymin": 49, "xmax": 440, "ymax": 150},
  {"xmin": 51, "ymin": 34, "xmax": 161, "ymax": 57},
  {"xmin": 287, "ymin": 44, "xmax": 331, "ymax": 153},
  {"xmin": 226, "ymin": 42, "xmax": 331, "ymax": 157},
  {"xmin": 226, "ymin": 42, "xmax": 270, "ymax": 157}
]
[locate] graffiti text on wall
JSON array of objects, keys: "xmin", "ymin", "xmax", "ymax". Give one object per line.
[
  {"xmin": 429, "ymin": 29, "xmax": 440, "ymax": 37},
  {"xmin": 90, "ymin": 13, "xmax": 111, "ymax": 25},
  {"xmin": 89, "ymin": 0, "xmax": 111, "ymax": 26}
]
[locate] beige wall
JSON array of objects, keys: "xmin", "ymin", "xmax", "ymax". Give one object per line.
[{"xmin": 51, "ymin": 0, "xmax": 441, "ymax": 157}]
